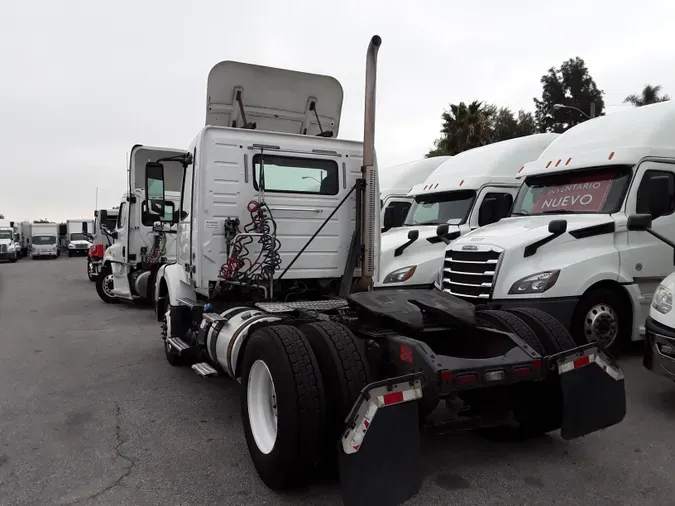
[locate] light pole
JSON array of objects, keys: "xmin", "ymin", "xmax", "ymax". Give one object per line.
[{"xmin": 552, "ymin": 103, "xmax": 593, "ymax": 119}]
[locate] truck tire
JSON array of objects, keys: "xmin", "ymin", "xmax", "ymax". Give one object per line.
[
  {"xmin": 96, "ymin": 265, "xmax": 118, "ymax": 304},
  {"xmin": 241, "ymin": 325, "xmax": 327, "ymax": 490},
  {"xmin": 475, "ymin": 309, "xmax": 545, "ymax": 355},
  {"xmin": 506, "ymin": 308, "xmax": 576, "ymax": 354},
  {"xmin": 571, "ymin": 288, "xmax": 627, "ymax": 350},
  {"xmin": 298, "ymin": 322, "xmax": 371, "ymax": 467}
]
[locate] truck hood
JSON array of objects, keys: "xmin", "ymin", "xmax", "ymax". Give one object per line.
[
  {"xmin": 378, "ymin": 225, "xmax": 461, "ymax": 285},
  {"xmin": 69, "ymin": 240, "xmax": 92, "ymax": 246}
]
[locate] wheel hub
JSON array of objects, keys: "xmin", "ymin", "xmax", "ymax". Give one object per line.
[
  {"xmin": 247, "ymin": 359, "xmax": 278, "ymax": 455},
  {"xmin": 584, "ymin": 303, "xmax": 618, "ymax": 347},
  {"xmin": 102, "ymin": 274, "xmax": 114, "ymax": 298}
]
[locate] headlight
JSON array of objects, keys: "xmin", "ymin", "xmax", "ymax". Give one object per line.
[
  {"xmin": 383, "ymin": 266, "xmax": 416, "ymax": 284},
  {"xmin": 652, "ymin": 285, "xmax": 673, "ymax": 314},
  {"xmin": 508, "ymin": 270, "xmax": 560, "ymax": 295}
]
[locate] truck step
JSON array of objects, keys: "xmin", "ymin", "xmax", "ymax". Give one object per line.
[
  {"xmin": 256, "ymin": 299, "xmax": 348, "ymax": 313},
  {"xmin": 166, "ymin": 337, "xmax": 190, "ymax": 354},
  {"xmin": 202, "ymin": 312, "xmax": 227, "ymax": 324},
  {"xmin": 176, "ymin": 297, "xmax": 205, "ymax": 309},
  {"xmin": 192, "ymin": 362, "xmax": 218, "ymax": 377}
]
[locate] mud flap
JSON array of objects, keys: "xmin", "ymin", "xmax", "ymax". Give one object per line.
[
  {"xmin": 558, "ymin": 349, "xmax": 626, "ymax": 440},
  {"xmin": 338, "ymin": 374, "xmax": 424, "ymax": 506}
]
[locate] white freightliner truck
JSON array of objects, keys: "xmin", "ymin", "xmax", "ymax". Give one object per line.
[
  {"xmin": 378, "ymin": 134, "xmax": 558, "ymax": 288},
  {"xmin": 0, "ymin": 219, "xmax": 20, "ymax": 263},
  {"xmin": 66, "ymin": 219, "xmax": 94, "ymax": 257},
  {"xmin": 147, "ymin": 37, "xmax": 626, "ymax": 506},
  {"xmin": 443, "ymin": 101, "xmax": 675, "ymax": 351},
  {"xmin": 380, "ymin": 156, "xmax": 452, "ymax": 231},
  {"xmin": 87, "ymin": 207, "xmax": 119, "ymax": 281},
  {"xmin": 30, "ymin": 223, "xmax": 59, "ymax": 259},
  {"xmin": 95, "ymin": 145, "xmax": 185, "ymax": 305}
]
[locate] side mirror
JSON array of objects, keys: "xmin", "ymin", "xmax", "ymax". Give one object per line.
[
  {"xmin": 145, "ymin": 162, "xmax": 166, "ymax": 218},
  {"xmin": 99, "ymin": 210, "xmax": 108, "ymax": 223},
  {"xmin": 647, "ymin": 175, "xmax": 673, "ymax": 219},
  {"xmin": 436, "ymin": 224, "xmax": 449, "ymax": 236},
  {"xmin": 408, "ymin": 229, "xmax": 419, "ymax": 241},
  {"xmin": 548, "ymin": 219, "xmax": 567, "ymax": 235},
  {"xmin": 627, "ymin": 213, "xmax": 653, "ymax": 231}
]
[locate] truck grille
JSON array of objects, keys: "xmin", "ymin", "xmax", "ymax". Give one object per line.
[
  {"xmin": 442, "ymin": 248, "xmax": 502, "ymax": 300},
  {"xmin": 0, "ymin": 245, "xmax": 6, "ymax": 253}
]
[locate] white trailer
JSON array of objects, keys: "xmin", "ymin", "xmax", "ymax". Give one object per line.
[
  {"xmin": 140, "ymin": 37, "xmax": 626, "ymax": 506},
  {"xmin": 30, "ymin": 223, "xmax": 59, "ymax": 259},
  {"xmin": 380, "ymin": 156, "xmax": 452, "ymax": 231},
  {"xmin": 378, "ymin": 133, "xmax": 558, "ymax": 288},
  {"xmin": 445, "ymin": 101, "xmax": 675, "ymax": 351},
  {"xmin": 95, "ymin": 145, "xmax": 185, "ymax": 305}
]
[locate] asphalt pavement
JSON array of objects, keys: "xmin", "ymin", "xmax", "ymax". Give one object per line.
[{"xmin": 1, "ymin": 256, "xmax": 675, "ymax": 505}]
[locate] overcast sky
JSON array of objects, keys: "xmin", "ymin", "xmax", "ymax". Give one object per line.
[{"xmin": 1, "ymin": 0, "xmax": 673, "ymax": 222}]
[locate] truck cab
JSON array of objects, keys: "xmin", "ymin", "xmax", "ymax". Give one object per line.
[
  {"xmin": 66, "ymin": 219, "xmax": 94, "ymax": 257},
  {"xmin": 378, "ymin": 134, "xmax": 558, "ymax": 288},
  {"xmin": 95, "ymin": 145, "xmax": 185, "ymax": 305},
  {"xmin": 30, "ymin": 223, "xmax": 59, "ymax": 259},
  {"xmin": 87, "ymin": 207, "xmax": 119, "ymax": 281},
  {"xmin": 0, "ymin": 219, "xmax": 19, "ymax": 263},
  {"xmin": 444, "ymin": 101, "xmax": 675, "ymax": 350},
  {"xmin": 380, "ymin": 156, "xmax": 452, "ymax": 232}
]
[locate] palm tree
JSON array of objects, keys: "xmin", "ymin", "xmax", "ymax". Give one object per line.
[
  {"xmin": 428, "ymin": 101, "xmax": 495, "ymax": 156},
  {"xmin": 624, "ymin": 85, "xmax": 670, "ymax": 107}
]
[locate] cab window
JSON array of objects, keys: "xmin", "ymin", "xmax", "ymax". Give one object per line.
[{"xmin": 253, "ymin": 154, "xmax": 339, "ymax": 195}]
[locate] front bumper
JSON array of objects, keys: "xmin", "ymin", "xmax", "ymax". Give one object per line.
[
  {"xmin": 644, "ymin": 316, "xmax": 675, "ymax": 379},
  {"xmin": 480, "ymin": 296, "xmax": 579, "ymax": 330},
  {"xmin": 0, "ymin": 252, "xmax": 14, "ymax": 260}
]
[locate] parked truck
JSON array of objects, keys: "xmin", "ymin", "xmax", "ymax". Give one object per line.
[
  {"xmin": 95, "ymin": 145, "xmax": 184, "ymax": 305},
  {"xmin": 0, "ymin": 219, "xmax": 20, "ymax": 263},
  {"xmin": 145, "ymin": 37, "xmax": 626, "ymax": 506},
  {"xmin": 30, "ymin": 223, "xmax": 59, "ymax": 259},
  {"xmin": 87, "ymin": 207, "xmax": 119, "ymax": 281},
  {"xmin": 445, "ymin": 100, "xmax": 675, "ymax": 351},
  {"xmin": 380, "ymin": 156, "xmax": 452, "ymax": 232},
  {"xmin": 66, "ymin": 219, "xmax": 94, "ymax": 257},
  {"xmin": 378, "ymin": 133, "xmax": 558, "ymax": 289}
]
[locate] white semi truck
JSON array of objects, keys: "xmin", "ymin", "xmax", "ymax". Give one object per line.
[
  {"xmin": 0, "ymin": 219, "xmax": 20, "ymax": 263},
  {"xmin": 66, "ymin": 219, "xmax": 94, "ymax": 257},
  {"xmin": 378, "ymin": 133, "xmax": 558, "ymax": 288},
  {"xmin": 380, "ymin": 156, "xmax": 452, "ymax": 231},
  {"xmin": 30, "ymin": 223, "xmax": 59, "ymax": 259},
  {"xmin": 87, "ymin": 207, "xmax": 119, "ymax": 281},
  {"xmin": 142, "ymin": 37, "xmax": 626, "ymax": 506},
  {"xmin": 444, "ymin": 101, "xmax": 675, "ymax": 351},
  {"xmin": 95, "ymin": 145, "xmax": 184, "ymax": 305}
]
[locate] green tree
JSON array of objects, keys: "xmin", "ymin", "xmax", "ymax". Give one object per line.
[
  {"xmin": 624, "ymin": 85, "xmax": 670, "ymax": 107},
  {"xmin": 533, "ymin": 57, "xmax": 604, "ymax": 133},
  {"xmin": 427, "ymin": 102, "xmax": 536, "ymax": 157}
]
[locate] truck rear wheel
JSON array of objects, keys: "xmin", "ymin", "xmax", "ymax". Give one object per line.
[
  {"xmin": 506, "ymin": 307, "xmax": 575, "ymax": 354},
  {"xmin": 299, "ymin": 322, "xmax": 371, "ymax": 468},
  {"xmin": 241, "ymin": 325, "xmax": 327, "ymax": 490},
  {"xmin": 475, "ymin": 309, "xmax": 545, "ymax": 355}
]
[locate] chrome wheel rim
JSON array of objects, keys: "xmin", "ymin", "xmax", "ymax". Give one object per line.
[
  {"xmin": 247, "ymin": 360, "xmax": 278, "ymax": 454},
  {"xmin": 102, "ymin": 274, "xmax": 114, "ymax": 298},
  {"xmin": 584, "ymin": 303, "xmax": 618, "ymax": 347}
]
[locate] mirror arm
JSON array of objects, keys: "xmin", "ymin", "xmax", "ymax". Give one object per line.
[{"xmin": 394, "ymin": 235, "xmax": 419, "ymax": 257}]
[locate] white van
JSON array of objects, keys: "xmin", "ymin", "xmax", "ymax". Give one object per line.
[
  {"xmin": 443, "ymin": 101, "xmax": 675, "ymax": 350},
  {"xmin": 380, "ymin": 156, "xmax": 452, "ymax": 231},
  {"xmin": 378, "ymin": 133, "xmax": 559, "ymax": 287}
]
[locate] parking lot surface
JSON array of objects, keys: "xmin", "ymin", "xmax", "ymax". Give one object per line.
[{"xmin": 1, "ymin": 257, "xmax": 675, "ymax": 505}]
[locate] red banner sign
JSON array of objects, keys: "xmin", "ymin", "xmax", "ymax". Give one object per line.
[{"xmin": 531, "ymin": 177, "xmax": 613, "ymax": 214}]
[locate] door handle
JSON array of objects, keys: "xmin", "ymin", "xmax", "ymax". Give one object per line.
[{"xmin": 267, "ymin": 206, "xmax": 323, "ymax": 213}]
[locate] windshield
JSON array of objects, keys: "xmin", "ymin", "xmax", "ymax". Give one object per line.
[
  {"xmin": 403, "ymin": 189, "xmax": 476, "ymax": 226},
  {"xmin": 0, "ymin": 230, "xmax": 12, "ymax": 240},
  {"xmin": 32, "ymin": 235, "xmax": 56, "ymax": 245},
  {"xmin": 511, "ymin": 166, "xmax": 633, "ymax": 216},
  {"xmin": 70, "ymin": 233, "xmax": 88, "ymax": 241}
]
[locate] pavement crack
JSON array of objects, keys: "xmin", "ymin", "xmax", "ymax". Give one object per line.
[{"xmin": 63, "ymin": 402, "xmax": 136, "ymax": 505}]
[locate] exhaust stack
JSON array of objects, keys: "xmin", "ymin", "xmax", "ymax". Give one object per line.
[{"xmin": 358, "ymin": 35, "xmax": 381, "ymax": 289}]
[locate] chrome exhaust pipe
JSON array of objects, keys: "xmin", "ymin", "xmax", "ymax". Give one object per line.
[{"xmin": 358, "ymin": 35, "xmax": 382, "ymax": 289}]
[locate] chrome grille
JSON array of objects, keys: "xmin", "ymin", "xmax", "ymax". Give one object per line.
[{"xmin": 442, "ymin": 248, "xmax": 502, "ymax": 300}]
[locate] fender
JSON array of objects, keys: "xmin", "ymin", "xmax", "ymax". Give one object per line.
[{"xmin": 154, "ymin": 262, "xmax": 194, "ymax": 320}]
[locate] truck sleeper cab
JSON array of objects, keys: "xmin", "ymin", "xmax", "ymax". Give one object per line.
[
  {"xmin": 379, "ymin": 156, "xmax": 452, "ymax": 232},
  {"xmin": 444, "ymin": 101, "xmax": 675, "ymax": 350},
  {"xmin": 96, "ymin": 145, "xmax": 186, "ymax": 306},
  {"xmin": 378, "ymin": 133, "xmax": 558, "ymax": 289},
  {"xmin": 149, "ymin": 43, "xmax": 627, "ymax": 506}
]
